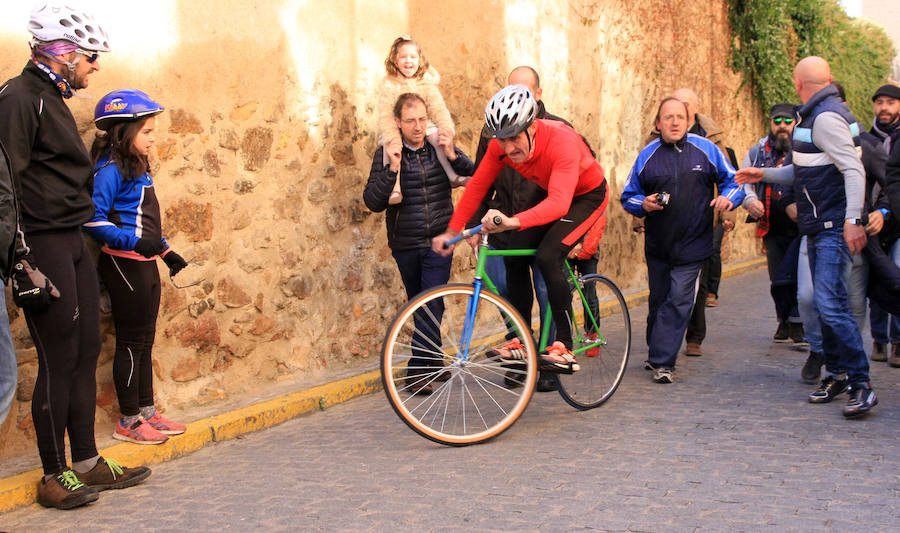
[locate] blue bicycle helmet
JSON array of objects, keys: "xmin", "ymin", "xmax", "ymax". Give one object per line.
[{"xmin": 94, "ymin": 89, "xmax": 164, "ymax": 131}]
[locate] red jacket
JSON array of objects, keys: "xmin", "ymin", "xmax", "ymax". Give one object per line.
[{"xmin": 449, "ymin": 119, "xmax": 605, "ymax": 232}]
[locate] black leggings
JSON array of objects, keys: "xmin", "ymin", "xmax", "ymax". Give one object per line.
[
  {"xmin": 25, "ymin": 229, "xmax": 101, "ymax": 475},
  {"xmin": 504, "ymin": 184, "xmax": 607, "ymax": 350},
  {"xmin": 97, "ymin": 254, "xmax": 160, "ymax": 417}
]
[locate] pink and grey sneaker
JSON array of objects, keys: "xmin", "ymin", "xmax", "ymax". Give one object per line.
[
  {"xmin": 144, "ymin": 412, "xmax": 187, "ymax": 435},
  {"xmin": 113, "ymin": 419, "xmax": 168, "ymax": 445}
]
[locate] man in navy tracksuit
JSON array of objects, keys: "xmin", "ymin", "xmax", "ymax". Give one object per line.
[{"xmin": 622, "ymin": 97, "xmax": 743, "ymax": 383}]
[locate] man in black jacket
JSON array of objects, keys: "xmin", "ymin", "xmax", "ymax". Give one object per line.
[
  {"xmin": 865, "ymin": 84, "xmax": 900, "ymax": 363},
  {"xmin": 0, "ymin": 4, "xmax": 150, "ymax": 509},
  {"xmin": 364, "ymin": 93, "xmax": 474, "ymax": 395}
]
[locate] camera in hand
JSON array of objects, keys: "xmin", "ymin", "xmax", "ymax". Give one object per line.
[{"xmin": 656, "ymin": 191, "xmax": 671, "ymax": 207}]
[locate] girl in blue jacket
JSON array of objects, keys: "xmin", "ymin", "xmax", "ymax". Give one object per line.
[{"xmin": 85, "ymin": 90, "xmax": 187, "ymax": 444}]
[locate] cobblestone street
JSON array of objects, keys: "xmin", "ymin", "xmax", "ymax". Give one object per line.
[{"xmin": 2, "ymin": 268, "xmax": 899, "ymax": 532}]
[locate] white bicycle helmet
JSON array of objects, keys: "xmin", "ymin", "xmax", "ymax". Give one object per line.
[
  {"xmin": 28, "ymin": 2, "xmax": 110, "ymax": 52},
  {"xmin": 483, "ymin": 84, "xmax": 538, "ymax": 139}
]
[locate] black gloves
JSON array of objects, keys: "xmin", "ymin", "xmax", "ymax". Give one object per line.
[
  {"xmin": 134, "ymin": 238, "xmax": 166, "ymax": 258},
  {"xmin": 11, "ymin": 257, "xmax": 61, "ymax": 311},
  {"xmin": 163, "ymin": 251, "xmax": 188, "ymax": 276}
]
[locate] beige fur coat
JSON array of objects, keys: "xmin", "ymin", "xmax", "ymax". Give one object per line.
[{"xmin": 377, "ymin": 65, "xmax": 455, "ymax": 146}]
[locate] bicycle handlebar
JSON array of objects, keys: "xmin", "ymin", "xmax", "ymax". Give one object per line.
[{"xmin": 444, "ymin": 216, "xmax": 503, "ymax": 247}]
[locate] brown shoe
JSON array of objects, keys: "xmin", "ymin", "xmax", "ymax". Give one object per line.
[
  {"xmin": 872, "ymin": 342, "xmax": 887, "ymax": 362},
  {"xmin": 685, "ymin": 342, "xmax": 703, "ymax": 356},
  {"xmin": 705, "ymin": 295, "xmax": 718, "ymax": 307},
  {"xmin": 37, "ymin": 469, "xmax": 99, "ymax": 510},
  {"xmin": 405, "ymin": 371, "xmax": 433, "ymax": 395},
  {"xmin": 890, "ymin": 343, "xmax": 900, "ymax": 368},
  {"xmin": 77, "ymin": 457, "xmax": 151, "ymax": 492}
]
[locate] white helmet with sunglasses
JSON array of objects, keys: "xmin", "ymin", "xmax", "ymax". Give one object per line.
[{"xmin": 28, "ymin": 2, "xmax": 110, "ymax": 52}]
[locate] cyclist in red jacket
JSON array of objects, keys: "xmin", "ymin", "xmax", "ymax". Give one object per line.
[{"xmin": 432, "ymin": 85, "xmax": 607, "ymax": 373}]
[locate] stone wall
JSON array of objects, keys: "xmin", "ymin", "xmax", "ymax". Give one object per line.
[{"xmin": 0, "ymin": 0, "xmax": 764, "ymax": 462}]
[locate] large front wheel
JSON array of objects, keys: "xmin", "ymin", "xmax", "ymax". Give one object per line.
[
  {"xmin": 381, "ymin": 283, "xmax": 537, "ymax": 446},
  {"xmin": 556, "ymin": 274, "xmax": 631, "ymax": 409}
]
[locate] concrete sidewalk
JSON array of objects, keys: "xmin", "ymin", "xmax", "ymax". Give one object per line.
[{"xmin": 0, "ymin": 257, "xmax": 765, "ymax": 513}]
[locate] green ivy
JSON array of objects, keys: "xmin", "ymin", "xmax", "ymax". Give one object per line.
[{"xmin": 728, "ymin": 0, "xmax": 895, "ymax": 121}]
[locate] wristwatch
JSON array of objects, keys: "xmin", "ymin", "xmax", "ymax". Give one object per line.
[{"xmin": 845, "ymin": 217, "xmax": 863, "ymax": 226}]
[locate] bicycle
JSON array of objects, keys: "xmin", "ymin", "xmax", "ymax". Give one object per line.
[{"xmin": 380, "ymin": 220, "xmax": 631, "ymax": 446}]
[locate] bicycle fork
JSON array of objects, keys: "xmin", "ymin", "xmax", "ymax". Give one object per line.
[{"xmin": 458, "ymin": 278, "xmax": 484, "ymax": 365}]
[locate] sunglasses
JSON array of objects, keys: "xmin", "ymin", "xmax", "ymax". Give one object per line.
[
  {"xmin": 772, "ymin": 117, "xmax": 794, "ymax": 125},
  {"xmin": 74, "ymin": 49, "xmax": 98, "ymax": 63}
]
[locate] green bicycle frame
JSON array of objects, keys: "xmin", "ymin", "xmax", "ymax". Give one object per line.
[{"xmin": 468, "ymin": 235, "xmax": 604, "ymax": 355}]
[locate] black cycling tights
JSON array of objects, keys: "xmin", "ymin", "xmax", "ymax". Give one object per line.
[
  {"xmin": 25, "ymin": 229, "xmax": 101, "ymax": 475},
  {"xmin": 97, "ymin": 254, "xmax": 160, "ymax": 417},
  {"xmin": 504, "ymin": 184, "xmax": 607, "ymax": 350}
]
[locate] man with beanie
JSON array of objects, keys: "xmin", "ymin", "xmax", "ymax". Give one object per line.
[
  {"xmin": 866, "ymin": 83, "xmax": 900, "ymax": 364},
  {"xmin": 740, "ymin": 103, "xmax": 802, "ymax": 346}
]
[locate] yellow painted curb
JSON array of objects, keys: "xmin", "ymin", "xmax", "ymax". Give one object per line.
[
  {"xmin": 0, "ymin": 256, "xmax": 765, "ymax": 514},
  {"xmin": 0, "ymin": 369, "xmax": 383, "ymax": 514}
]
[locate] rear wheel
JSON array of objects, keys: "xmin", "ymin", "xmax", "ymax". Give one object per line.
[
  {"xmin": 556, "ymin": 275, "xmax": 630, "ymax": 409},
  {"xmin": 381, "ymin": 284, "xmax": 538, "ymax": 445}
]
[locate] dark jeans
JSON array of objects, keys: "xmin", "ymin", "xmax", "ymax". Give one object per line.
[
  {"xmin": 392, "ymin": 247, "xmax": 453, "ymax": 371},
  {"xmin": 647, "ymin": 257, "xmax": 703, "ymax": 369},
  {"xmin": 684, "ymin": 221, "xmax": 724, "ymax": 345},
  {"xmin": 806, "ymin": 228, "xmax": 869, "ymax": 384},
  {"xmin": 763, "ymin": 233, "xmax": 800, "ymax": 324},
  {"xmin": 98, "ymin": 254, "xmax": 160, "ymax": 416},
  {"xmin": 26, "ymin": 229, "xmax": 101, "ymax": 475}
]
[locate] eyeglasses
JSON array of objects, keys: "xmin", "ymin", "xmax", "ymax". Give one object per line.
[
  {"xmin": 772, "ymin": 117, "xmax": 793, "ymax": 125},
  {"xmin": 74, "ymin": 49, "xmax": 98, "ymax": 63}
]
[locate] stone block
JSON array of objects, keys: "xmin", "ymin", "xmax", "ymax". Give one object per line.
[
  {"xmin": 233, "ymin": 179, "xmax": 257, "ymax": 194},
  {"xmin": 172, "ymin": 315, "xmax": 221, "ymax": 352},
  {"xmin": 157, "ymin": 138, "xmax": 178, "ymax": 161},
  {"xmin": 168, "ymin": 109, "xmax": 204, "ymax": 135},
  {"xmin": 218, "ymin": 128, "xmax": 240, "ymax": 151},
  {"xmin": 15, "ymin": 361, "xmax": 36, "ymax": 402},
  {"xmin": 250, "ymin": 316, "xmax": 276, "ymax": 336},
  {"xmin": 170, "ymin": 356, "xmax": 201, "ymax": 382},
  {"xmin": 241, "ymin": 127, "xmax": 273, "ymax": 171},
  {"xmin": 325, "ymin": 203, "xmax": 347, "ymax": 232},
  {"xmin": 232, "ymin": 210, "xmax": 252, "ymax": 231},
  {"xmin": 283, "ymin": 275, "xmax": 312, "ymax": 299},
  {"xmin": 217, "ymin": 277, "xmax": 252, "ymax": 308},
  {"xmin": 330, "ymin": 143, "xmax": 355, "ymax": 167},
  {"xmin": 349, "ymin": 199, "xmax": 370, "ymax": 224},
  {"xmin": 197, "ymin": 387, "xmax": 227, "ymax": 405},
  {"xmin": 96, "ymin": 381, "xmax": 117, "ymax": 408},
  {"xmin": 229, "ymin": 102, "xmax": 258, "ymax": 123},
  {"xmin": 203, "ymin": 150, "xmax": 221, "ymax": 177},
  {"xmin": 164, "ymin": 199, "xmax": 214, "ymax": 241},
  {"xmin": 307, "ymin": 179, "xmax": 329, "ymax": 203}
]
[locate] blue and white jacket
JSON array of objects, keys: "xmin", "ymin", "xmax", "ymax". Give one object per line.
[
  {"xmin": 83, "ymin": 157, "xmax": 166, "ymax": 261},
  {"xmin": 792, "ymin": 85, "xmax": 862, "ymax": 235},
  {"xmin": 621, "ymin": 134, "xmax": 744, "ymax": 264}
]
